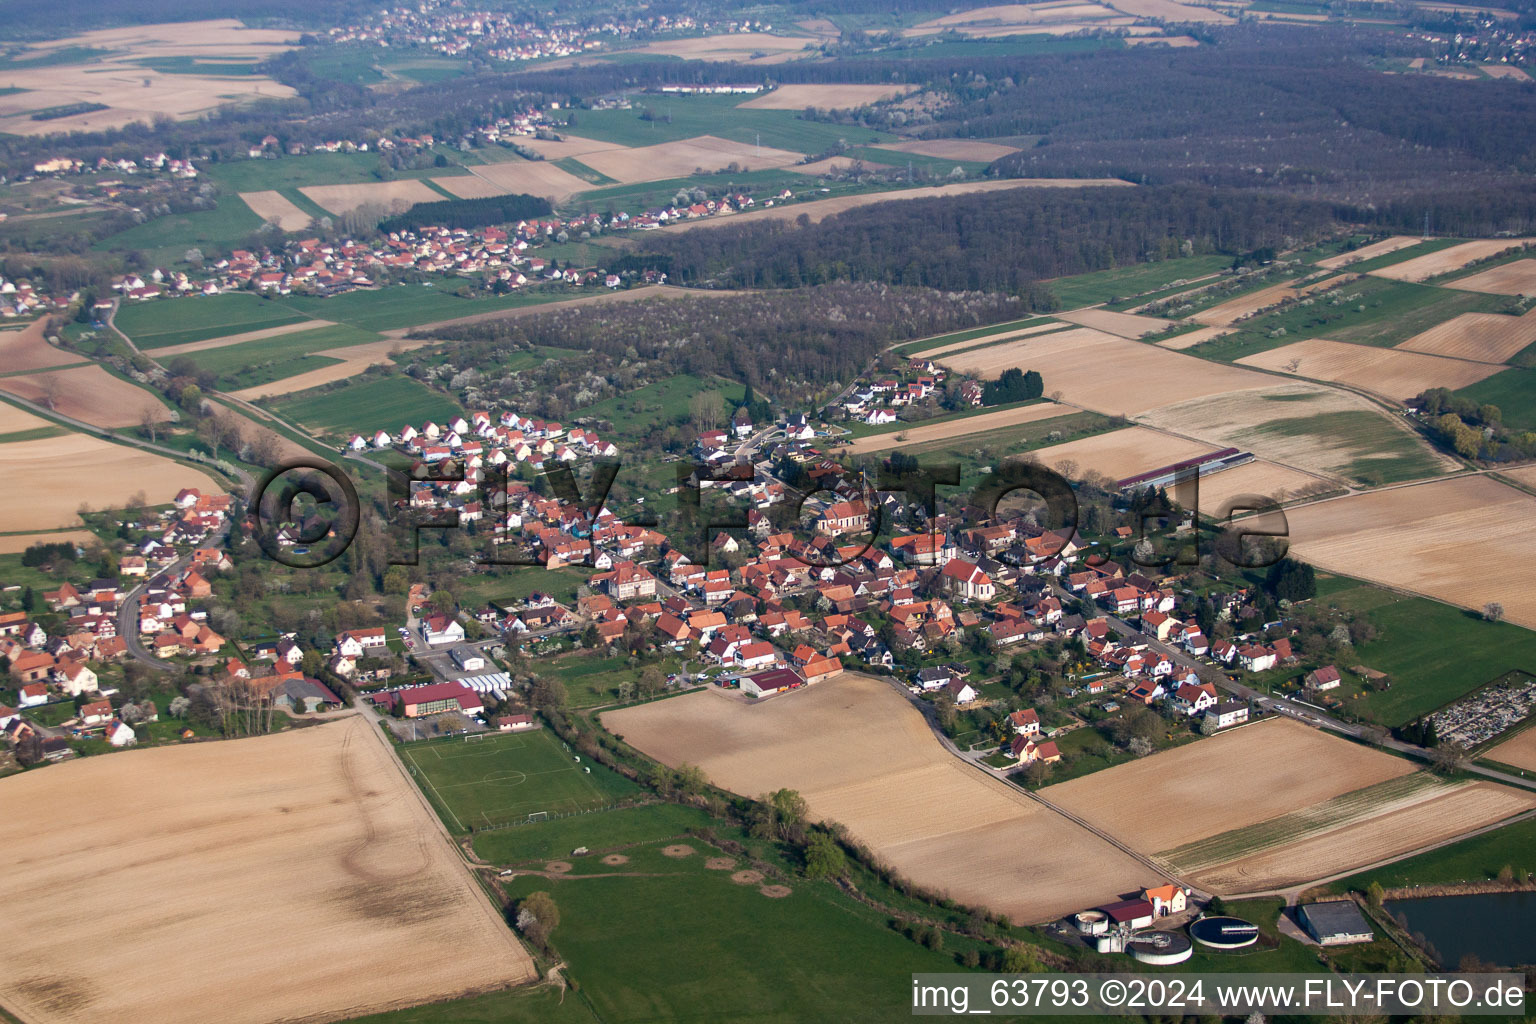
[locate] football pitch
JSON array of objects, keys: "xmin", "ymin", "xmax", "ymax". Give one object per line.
[{"xmin": 402, "ymin": 728, "xmax": 626, "ymax": 831}]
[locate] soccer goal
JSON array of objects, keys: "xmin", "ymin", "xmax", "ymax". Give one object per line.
[
  {"xmin": 527, "ymin": 810, "xmax": 549, "ymax": 823},
  {"xmin": 464, "ymin": 732, "xmax": 487, "ymax": 743}
]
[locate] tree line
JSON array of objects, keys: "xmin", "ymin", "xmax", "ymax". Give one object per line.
[{"xmin": 375, "ymin": 192, "xmax": 552, "ymax": 235}]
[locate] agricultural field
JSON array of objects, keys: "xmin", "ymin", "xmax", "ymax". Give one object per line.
[
  {"xmin": 203, "ymin": 152, "xmax": 471, "ymax": 193},
  {"xmin": 0, "ymin": 364, "xmax": 171, "ymax": 428},
  {"xmin": 1370, "ymin": 238, "xmax": 1536, "ymax": 283},
  {"xmin": 1137, "ymin": 384, "xmax": 1454, "ymax": 485},
  {"xmin": 883, "ymin": 138, "xmax": 1022, "ymax": 161},
  {"xmin": 402, "ymin": 727, "xmax": 638, "ymax": 832},
  {"xmin": 0, "ymin": 716, "xmax": 535, "ymax": 1024},
  {"xmin": 0, "ymin": 20, "xmax": 299, "ymax": 136},
  {"xmin": 113, "ymin": 293, "xmax": 312, "ymax": 350},
  {"xmin": 92, "ymin": 200, "xmax": 266, "ymax": 264},
  {"xmin": 1194, "ymin": 458, "xmax": 1333, "ymax": 513},
  {"xmin": 1314, "ymin": 235, "xmax": 1425, "ymax": 270},
  {"xmin": 1485, "ymin": 728, "xmax": 1536, "ymax": 773},
  {"xmin": 1025, "ymin": 425, "xmax": 1213, "ymax": 484},
  {"xmin": 558, "ymin": 92, "xmax": 898, "ymax": 152},
  {"xmin": 1453, "ymin": 368, "xmax": 1536, "ymax": 432},
  {"xmin": 1394, "ymin": 308, "xmax": 1536, "ymax": 364},
  {"xmin": 937, "ymin": 326, "xmax": 1272, "ymax": 417},
  {"xmin": 0, "ymin": 427, "xmax": 219, "ymax": 530},
  {"xmin": 1156, "ymin": 325, "xmax": 1234, "ymax": 350},
  {"xmin": 894, "ymin": 316, "xmax": 1047, "ymax": 355},
  {"xmin": 738, "ymin": 83, "xmax": 917, "ymax": 109},
  {"xmin": 1053, "ymin": 306, "xmax": 1176, "ymax": 339},
  {"xmin": 603, "ymin": 674, "xmax": 1153, "ymax": 924},
  {"xmin": 578, "ymin": 135, "xmax": 804, "ymax": 185},
  {"xmin": 300, "ymin": 179, "xmax": 447, "ymax": 216},
  {"xmin": 268, "ymin": 374, "xmax": 464, "ymax": 440},
  {"xmin": 1237, "ymin": 338, "xmax": 1501, "ymax": 401},
  {"xmin": 840, "ymin": 401, "xmax": 1068, "ymax": 455},
  {"xmin": 910, "ymin": 320, "xmax": 1069, "ymax": 358},
  {"xmin": 1042, "ymin": 717, "xmax": 1535, "ymax": 893},
  {"xmin": 1324, "ymin": 816, "xmax": 1536, "ymax": 894},
  {"xmin": 153, "ymin": 319, "xmax": 335, "ymax": 357},
  {"xmin": 0, "ymin": 318, "xmax": 80, "ymax": 371},
  {"xmin": 178, "ymin": 323, "xmax": 384, "ymax": 391},
  {"xmin": 621, "ymin": 32, "xmax": 820, "ymax": 63},
  {"xmin": 1287, "ymin": 475, "xmax": 1536, "ymax": 631},
  {"xmin": 1446, "ymin": 258, "xmax": 1536, "ymax": 296},
  {"xmin": 438, "ymin": 161, "xmax": 593, "ymax": 202},
  {"xmin": 238, "ymin": 190, "xmax": 314, "ymax": 231}
]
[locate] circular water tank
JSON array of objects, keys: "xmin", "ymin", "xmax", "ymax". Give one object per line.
[
  {"xmin": 1129, "ymin": 930, "xmax": 1192, "ymax": 965},
  {"xmin": 1074, "ymin": 910, "xmax": 1109, "ymax": 936},
  {"xmin": 1190, "ymin": 916, "xmax": 1260, "ymax": 949}
]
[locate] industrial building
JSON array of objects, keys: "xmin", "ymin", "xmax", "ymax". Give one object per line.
[{"xmin": 1298, "ymin": 901, "xmax": 1374, "ymax": 946}]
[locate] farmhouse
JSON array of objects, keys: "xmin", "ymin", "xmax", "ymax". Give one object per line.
[
  {"xmin": 1298, "ymin": 901, "xmax": 1374, "ymax": 946},
  {"xmin": 1306, "ymin": 665, "xmax": 1342, "ymax": 691},
  {"xmin": 1143, "ymin": 884, "xmax": 1187, "ymax": 916}
]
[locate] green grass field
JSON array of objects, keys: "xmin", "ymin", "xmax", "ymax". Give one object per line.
[
  {"xmin": 269, "ymin": 374, "xmax": 464, "ymax": 438},
  {"xmin": 270, "ymin": 283, "xmax": 568, "ymax": 333},
  {"xmin": 114, "ymin": 293, "xmax": 312, "ymax": 349},
  {"xmin": 1046, "ymin": 254, "xmax": 1231, "ymax": 309},
  {"xmin": 1242, "ymin": 409, "xmax": 1449, "ymax": 485},
  {"xmin": 472, "ymin": 801, "xmax": 715, "ymax": 864},
  {"xmin": 576, "ymin": 373, "xmax": 730, "ymax": 442},
  {"xmin": 894, "ymin": 316, "xmax": 1049, "ymax": 354},
  {"xmin": 1454, "ymin": 367, "xmax": 1536, "ymax": 432},
  {"xmin": 1319, "ymin": 578, "xmax": 1536, "ymax": 725},
  {"xmin": 182, "ymin": 323, "xmax": 382, "ymax": 389},
  {"xmin": 563, "ymin": 93, "xmax": 898, "ymax": 152},
  {"xmin": 94, "ymin": 201, "xmax": 266, "ymax": 265},
  {"xmin": 402, "ymin": 727, "xmax": 639, "ymax": 832},
  {"xmin": 204, "ymin": 152, "xmax": 471, "ymax": 193}
]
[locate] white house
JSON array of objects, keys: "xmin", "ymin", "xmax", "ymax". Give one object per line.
[
  {"xmin": 105, "ymin": 719, "xmax": 137, "ymax": 747},
  {"xmin": 422, "ymin": 616, "xmax": 466, "ymax": 647},
  {"xmin": 451, "ymin": 646, "xmax": 486, "ymax": 672}
]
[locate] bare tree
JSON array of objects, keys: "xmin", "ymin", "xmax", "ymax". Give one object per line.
[
  {"xmin": 1483, "ymin": 601, "xmax": 1505, "ymax": 623},
  {"xmin": 139, "ymin": 404, "xmax": 160, "ymax": 443},
  {"xmin": 40, "ymin": 375, "xmax": 63, "ymax": 411}
]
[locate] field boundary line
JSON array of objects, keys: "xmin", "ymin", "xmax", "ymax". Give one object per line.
[{"xmin": 401, "ymin": 745, "xmax": 466, "ymax": 832}]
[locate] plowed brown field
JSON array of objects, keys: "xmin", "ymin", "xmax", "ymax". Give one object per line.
[
  {"xmin": 1395, "ymin": 309, "xmax": 1536, "ymax": 363},
  {"xmin": 1236, "ymin": 338, "xmax": 1501, "ymax": 400}
]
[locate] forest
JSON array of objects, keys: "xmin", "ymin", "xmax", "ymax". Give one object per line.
[
  {"xmin": 376, "ymin": 192, "xmax": 551, "ymax": 235},
  {"xmin": 405, "ymin": 284, "xmax": 1026, "ymax": 415},
  {"xmin": 624, "ymin": 186, "xmax": 1343, "ymax": 297}
]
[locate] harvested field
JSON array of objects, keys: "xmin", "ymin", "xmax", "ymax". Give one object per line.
[
  {"xmin": 738, "ymin": 84, "xmax": 916, "ymax": 109},
  {"xmin": 0, "ymin": 20, "xmax": 298, "ymax": 136},
  {"xmin": 1137, "ymin": 383, "xmax": 1456, "ymax": 484},
  {"xmin": 152, "ymin": 318, "xmax": 333, "ymax": 357},
  {"xmin": 0, "ymin": 402, "xmax": 54, "ymax": 433},
  {"xmin": 1125, "ymin": 34, "xmax": 1202, "ymax": 45},
  {"xmin": 299, "ymin": 180, "xmax": 444, "ymax": 216},
  {"xmin": 917, "ymin": 321, "xmax": 1068, "ymax": 358},
  {"xmin": 0, "ymin": 432, "xmax": 220, "ymax": 531},
  {"xmin": 579, "ymin": 135, "xmax": 804, "ymax": 185},
  {"xmin": 1237, "ymin": 338, "xmax": 1502, "ymax": 401},
  {"xmin": 1481, "ymin": 64, "xmax": 1532, "ymax": 80},
  {"xmin": 841, "ymin": 402, "xmax": 1068, "ymax": 455},
  {"xmin": 0, "ymin": 365, "xmax": 172, "ymax": 428},
  {"xmin": 1043, "ymin": 718, "xmax": 1412, "ymax": 854},
  {"xmin": 0, "ymin": 319, "xmax": 79, "ymax": 372},
  {"xmin": 1486, "ymin": 728, "xmax": 1536, "ymax": 772},
  {"xmin": 1371, "ymin": 239, "xmax": 1536, "ymax": 282},
  {"xmin": 442, "ymin": 161, "xmax": 593, "ymax": 202},
  {"xmin": 1445, "ymin": 258, "xmax": 1536, "ymax": 296},
  {"xmin": 906, "ymin": 3, "xmax": 1129, "ymax": 37},
  {"xmin": 881, "ymin": 139, "xmax": 1021, "ymax": 161},
  {"xmin": 937, "ymin": 326, "xmax": 1273, "ymax": 417},
  {"xmin": 626, "ymin": 33, "xmax": 816, "ymax": 62},
  {"xmin": 228, "ymin": 335, "xmax": 437, "ymax": 399},
  {"xmin": 1315, "ymin": 236, "xmax": 1425, "ymax": 270},
  {"xmin": 602, "ymin": 674, "xmax": 1151, "ymax": 923},
  {"xmin": 787, "ymin": 156, "xmax": 895, "ymax": 176},
  {"xmin": 388, "ymin": 283, "xmax": 737, "ymax": 339},
  {"xmin": 1395, "ymin": 309, "xmax": 1536, "ymax": 363},
  {"xmin": 1194, "ymin": 458, "xmax": 1332, "ymax": 511},
  {"xmin": 1504, "ymin": 463, "xmax": 1536, "ymax": 489},
  {"xmin": 1054, "ymin": 306, "xmax": 1176, "ymax": 339},
  {"xmin": 1157, "ymin": 326, "xmax": 1233, "ymax": 349},
  {"xmin": 1190, "ymin": 275, "xmax": 1355, "ymax": 327},
  {"xmin": 1107, "ymin": 0, "xmax": 1234, "ymax": 20},
  {"xmin": 0, "ymin": 530, "xmax": 98, "ymax": 555},
  {"xmin": 1287, "ymin": 475, "xmax": 1536, "ymax": 629},
  {"xmin": 1024, "ymin": 426, "xmax": 1215, "ymax": 483},
  {"xmin": 238, "ymin": 190, "xmax": 312, "ymax": 232},
  {"xmin": 1190, "ymin": 781, "xmax": 1536, "ymax": 894},
  {"xmin": 0, "ymin": 716, "xmax": 535, "ymax": 1024},
  {"xmin": 508, "ymin": 134, "xmax": 624, "ymax": 160},
  {"xmin": 663, "ymin": 178, "xmax": 1133, "ymax": 231}
]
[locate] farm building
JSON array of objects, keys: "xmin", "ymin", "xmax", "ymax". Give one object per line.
[
  {"xmin": 740, "ymin": 668, "xmax": 802, "ymax": 699},
  {"xmin": 1100, "ymin": 898, "xmax": 1155, "ymax": 930},
  {"xmin": 1298, "ymin": 901, "xmax": 1374, "ymax": 946},
  {"xmin": 451, "ymin": 646, "xmax": 486, "ymax": 672}
]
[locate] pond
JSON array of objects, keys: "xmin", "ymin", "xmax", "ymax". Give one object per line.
[{"xmin": 1386, "ymin": 891, "xmax": 1536, "ymax": 968}]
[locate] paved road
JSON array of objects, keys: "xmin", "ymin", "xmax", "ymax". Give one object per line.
[{"xmin": 117, "ymin": 522, "xmax": 230, "ymax": 671}]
